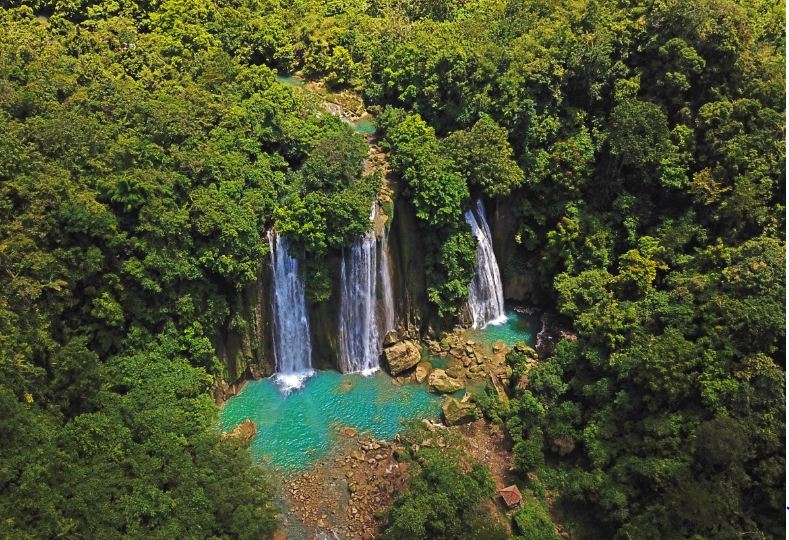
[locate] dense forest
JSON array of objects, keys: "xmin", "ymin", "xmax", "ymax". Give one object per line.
[{"xmin": 0, "ymin": 0, "xmax": 784, "ymax": 539}]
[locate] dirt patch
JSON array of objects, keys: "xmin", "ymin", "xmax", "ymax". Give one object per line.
[{"xmin": 454, "ymin": 419, "xmax": 516, "ymax": 489}]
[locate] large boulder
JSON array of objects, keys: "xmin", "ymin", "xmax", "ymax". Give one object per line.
[
  {"xmin": 415, "ymin": 361, "xmax": 432, "ymax": 383},
  {"xmin": 428, "ymin": 369, "xmax": 465, "ymax": 393},
  {"xmin": 384, "ymin": 340, "xmax": 421, "ymax": 375},
  {"xmin": 442, "ymin": 397, "xmax": 477, "ymax": 426}
]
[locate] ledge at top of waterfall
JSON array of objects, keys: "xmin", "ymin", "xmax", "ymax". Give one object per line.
[{"xmin": 465, "ymin": 199, "xmax": 506, "ymax": 329}]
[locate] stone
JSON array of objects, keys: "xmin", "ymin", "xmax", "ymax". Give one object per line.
[
  {"xmin": 383, "ymin": 331, "xmax": 399, "ymax": 347},
  {"xmin": 341, "ymin": 427, "xmax": 358, "ymax": 437},
  {"xmin": 222, "ymin": 418, "xmax": 256, "ymax": 443},
  {"xmin": 468, "ymin": 364, "xmax": 485, "ymax": 376},
  {"xmin": 428, "ymin": 369, "xmax": 465, "ymax": 393},
  {"xmin": 441, "ymin": 397, "xmax": 478, "ymax": 426},
  {"xmin": 414, "ymin": 361, "xmax": 432, "ymax": 383},
  {"xmin": 445, "ymin": 365, "xmax": 465, "ymax": 379},
  {"xmin": 492, "ymin": 340, "xmax": 506, "ymax": 352},
  {"xmin": 383, "ymin": 340, "xmax": 421, "ymax": 375}
]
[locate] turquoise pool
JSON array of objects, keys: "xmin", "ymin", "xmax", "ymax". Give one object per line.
[
  {"xmin": 469, "ymin": 309, "xmax": 539, "ymax": 348},
  {"xmin": 276, "ymin": 74, "xmax": 305, "ymax": 88},
  {"xmin": 352, "ymin": 118, "xmax": 376, "ymax": 134},
  {"xmin": 220, "ymin": 371, "xmax": 440, "ymax": 471}
]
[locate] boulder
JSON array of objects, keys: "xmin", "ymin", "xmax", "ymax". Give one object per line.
[
  {"xmin": 468, "ymin": 364, "xmax": 486, "ymax": 376},
  {"xmin": 446, "ymin": 365, "xmax": 465, "ymax": 379},
  {"xmin": 383, "ymin": 331, "xmax": 399, "ymax": 347},
  {"xmin": 384, "ymin": 340, "xmax": 421, "ymax": 375},
  {"xmin": 222, "ymin": 419, "xmax": 256, "ymax": 443},
  {"xmin": 414, "ymin": 361, "xmax": 432, "ymax": 383},
  {"xmin": 442, "ymin": 397, "xmax": 477, "ymax": 426},
  {"xmin": 428, "ymin": 369, "xmax": 465, "ymax": 393}
]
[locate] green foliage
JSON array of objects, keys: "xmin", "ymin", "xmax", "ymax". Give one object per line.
[
  {"xmin": 0, "ymin": 339, "xmax": 278, "ymax": 539},
  {"xmin": 513, "ymin": 496, "xmax": 559, "ymax": 540},
  {"xmin": 444, "ymin": 115, "xmax": 524, "ymax": 197},
  {"xmin": 378, "ymin": 108, "xmax": 469, "ymax": 227},
  {"xmin": 378, "ymin": 107, "xmax": 476, "ymax": 316},
  {"xmin": 0, "ymin": 3, "xmax": 378, "ymax": 537},
  {"xmin": 0, "ymin": 1, "xmax": 784, "ymax": 538},
  {"xmin": 382, "ymin": 449, "xmax": 501, "ymax": 540}
]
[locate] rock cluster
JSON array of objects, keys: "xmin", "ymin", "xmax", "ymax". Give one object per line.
[
  {"xmin": 383, "ymin": 327, "xmax": 520, "ymax": 400},
  {"xmin": 281, "ymin": 434, "xmax": 409, "ymax": 540}
]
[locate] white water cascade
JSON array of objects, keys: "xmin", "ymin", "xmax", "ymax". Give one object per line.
[
  {"xmin": 338, "ymin": 204, "xmax": 392, "ymax": 374},
  {"xmin": 268, "ymin": 230, "xmax": 314, "ymax": 390},
  {"xmin": 379, "ymin": 227, "xmax": 396, "ymax": 335},
  {"xmin": 464, "ymin": 199, "xmax": 506, "ymax": 328}
]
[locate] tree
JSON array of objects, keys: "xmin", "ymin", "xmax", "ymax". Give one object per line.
[
  {"xmin": 382, "ymin": 449, "xmax": 499, "ymax": 540},
  {"xmin": 444, "ymin": 115, "xmax": 524, "ymax": 197}
]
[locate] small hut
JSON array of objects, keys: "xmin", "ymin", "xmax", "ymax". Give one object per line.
[{"xmin": 498, "ymin": 485, "xmax": 523, "ymax": 509}]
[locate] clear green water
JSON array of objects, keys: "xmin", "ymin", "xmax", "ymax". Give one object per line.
[
  {"xmin": 353, "ymin": 118, "xmax": 376, "ymax": 134},
  {"xmin": 469, "ymin": 309, "xmax": 539, "ymax": 348},
  {"xmin": 276, "ymin": 74, "xmax": 304, "ymax": 88},
  {"xmin": 220, "ymin": 371, "xmax": 440, "ymax": 471}
]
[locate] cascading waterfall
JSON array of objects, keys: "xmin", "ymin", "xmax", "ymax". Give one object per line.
[
  {"xmin": 268, "ymin": 230, "xmax": 314, "ymax": 390},
  {"xmin": 465, "ymin": 199, "xmax": 506, "ymax": 328},
  {"xmin": 338, "ymin": 204, "xmax": 389, "ymax": 374},
  {"xmin": 379, "ymin": 227, "xmax": 396, "ymax": 335}
]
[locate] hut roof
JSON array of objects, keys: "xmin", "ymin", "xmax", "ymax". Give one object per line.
[{"xmin": 498, "ymin": 485, "xmax": 523, "ymax": 508}]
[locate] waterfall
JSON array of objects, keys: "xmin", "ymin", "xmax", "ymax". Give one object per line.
[
  {"xmin": 338, "ymin": 204, "xmax": 389, "ymax": 374},
  {"xmin": 464, "ymin": 199, "xmax": 506, "ymax": 328},
  {"xmin": 268, "ymin": 230, "xmax": 314, "ymax": 390},
  {"xmin": 379, "ymin": 227, "xmax": 396, "ymax": 335}
]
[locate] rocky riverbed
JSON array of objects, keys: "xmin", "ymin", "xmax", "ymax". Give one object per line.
[{"xmin": 273, "ymin": 417, "xmax": 518, "ymax": 539}]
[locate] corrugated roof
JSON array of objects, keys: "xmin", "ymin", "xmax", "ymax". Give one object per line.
[{"xmin": 498, "ymin": 485, "xmax": 522, "ymax": 507}]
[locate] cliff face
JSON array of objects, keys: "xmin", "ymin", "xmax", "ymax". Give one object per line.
[
  {"xmin": 387, "ymin": 188, "xmax": 431, "ymax": 337},
  {"xmin": 490, "ymin": 198, "xmax": 534, "ymax": 303},
  {"xmin": 214, "ymin": 196, "xmax": 536, "ymax": 384},
  {"xmin": 309, "ymin": 252, "xmax": 343, "ymax": 370},
  {"xmin": 214, "ymin": 260, "xmax": 275, "ymax": 385}
]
